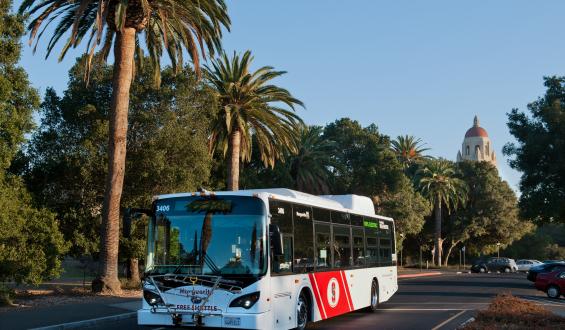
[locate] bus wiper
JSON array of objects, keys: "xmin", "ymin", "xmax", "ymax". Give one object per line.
[{"xmin": 203, "ymin": 254, "xmax": 221, "ymax": 275}]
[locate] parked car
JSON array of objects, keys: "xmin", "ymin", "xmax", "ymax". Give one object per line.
[
  {"xmin": 471, "ymin": 257, "xmax": 518, "ymax": 273},
  {"xmin": 516, "ymin": 259, "xmax": 543, "ymax": 272},
  {"xmin": 543, "ymin": 260, "xmax": 565, "ymax": 264},
  {"xmin": 535, "ymin": 270, "xmax": 565, "ymax": 298},
  {"xmin": 527, "ymin": 262, "xmax": 565, "ymax": 282}
]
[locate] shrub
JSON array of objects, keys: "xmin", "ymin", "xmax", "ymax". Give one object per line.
[{"xmin": 464, "ymin": 293, "xmax": 565, "ymax": 329}]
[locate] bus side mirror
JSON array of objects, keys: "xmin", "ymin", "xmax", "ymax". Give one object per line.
[{"xmin": 269, "ymin": 224, "xmax": 284, "ymax": 256}]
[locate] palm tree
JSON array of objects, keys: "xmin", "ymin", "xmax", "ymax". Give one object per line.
[
  {"xmin": 205, "ymin": 50, "xmax": 304, "ymax": 190},
  {"xmin": 20, "ymin": 0, "xmax": 230, "ymax": 293},
  {"xmin": 289, "ymin": 125, "xmax": 335, "ymax": 194},
  {"xmin": 415, "ymin": 159, "xmax": 467, "ymax": 267},
  {"xmin": 391, "ymin": 135, "xmax": 431, "ymax": 168}
]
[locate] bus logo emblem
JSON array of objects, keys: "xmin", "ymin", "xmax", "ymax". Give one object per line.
[{"xmin": 327, "ymin": 277, "xmax": 340, "ymax": 308}]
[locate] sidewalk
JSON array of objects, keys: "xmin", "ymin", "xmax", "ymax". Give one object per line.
[
  {"xmin": 397, "ymin": 267, "xmax": 447, "ymax": 279},
  {"xmin": 0, "ymin": 296, "xmax": 140, "ymax": 330}
]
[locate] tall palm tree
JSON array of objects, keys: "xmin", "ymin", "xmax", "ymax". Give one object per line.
[
  {"xmin": 206, "ymin": 50, "xmax": 304, "ymax": 190},
  {"xmin": 289, "ymin": 125, "xmax": 335, "ymax": 194},
  {"xmin": 391, "ymin": 135, "xmax": 431, "ymax": 168},
  {"xmin": 20, "ymin": 0, "xmax": 230, "ymax": 293},
  {"xmin": 415, "ymin": 159, "xmax": 467, "ymax": 267}
]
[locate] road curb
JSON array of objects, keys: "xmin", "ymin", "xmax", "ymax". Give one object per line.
[
  {"xmin": 30, "ymin": 311, "xmax": 137, "ymax": 330},
  {"xmin": 398, "ymin": 272, "xmax": 443, "ymax": 279}
]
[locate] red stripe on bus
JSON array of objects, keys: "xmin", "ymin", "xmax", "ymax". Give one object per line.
[
  {"xmin": 339, "ymin": 271, "xmax": 353, "ymax": 311},
  {"xmin": 309, "ymin": 270, "xmax": 352, "ymax": 319},
  {"xmin": 308, "ymin": 273, "xmax": 327, "ymax": 319}
]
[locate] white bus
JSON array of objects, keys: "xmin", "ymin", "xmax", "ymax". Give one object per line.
[{"xmin": 138, "ymin": 188, "xmax": 397, "ymax": 329}]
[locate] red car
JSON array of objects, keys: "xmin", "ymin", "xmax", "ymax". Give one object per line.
[{"xmin": 535, "ymin": 270, "xmax": 565, "ymax": 299}]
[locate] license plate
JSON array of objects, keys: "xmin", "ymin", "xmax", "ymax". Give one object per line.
[{"xmin": 224, "ymin": 316, "xmax": 241, "ymax": 326}]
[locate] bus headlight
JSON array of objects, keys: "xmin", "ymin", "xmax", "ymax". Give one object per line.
[
  {"xmin": 229, "ymin": 292, "xmax": 260, "ymax": 309},
  {"xmin": 143, "ymin": 290, "xmax": 163, "ymax": 306}
]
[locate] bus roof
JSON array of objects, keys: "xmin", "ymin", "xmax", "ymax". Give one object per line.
[{"xmin": 154, "ymin": 188, "xmax": 393, "ymax": 221}]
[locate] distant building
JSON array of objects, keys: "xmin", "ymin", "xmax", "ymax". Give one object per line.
[{"xmin": 456, "ymin": 116, "xmax": 497, "ymax": 167}]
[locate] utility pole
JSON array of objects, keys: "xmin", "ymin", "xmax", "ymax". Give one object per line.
[{"xmin": 462, "ymin": 246, "xmax": 466, "ymax": 270}]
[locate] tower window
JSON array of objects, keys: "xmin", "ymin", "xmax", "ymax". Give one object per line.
[
  {"xmin": 466, "ymin": 145, "xmax": 469, "ymax": 155},
  {"xmin": 486, "ymin": 142, "xmax": 490, "ymax": 155},
  {"xmin": 475, "ymin": 145, "xmax": 480, "ymax": 155}
]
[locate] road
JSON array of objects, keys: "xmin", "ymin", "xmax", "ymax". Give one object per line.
[{"xmin": 91, "ymin": 273, "xmax": 565, "ymax": 330}]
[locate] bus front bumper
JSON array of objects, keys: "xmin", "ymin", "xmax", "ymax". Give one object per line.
[{"xmin": 137, "ymin": 309, "xmax": 270, "ymax": 329}]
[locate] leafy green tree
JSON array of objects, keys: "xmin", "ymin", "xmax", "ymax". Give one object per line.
[
  {"xmin": 323, "ymin": 119, "xmax": 431, "ymax": 239},
  {"xmin": 415, "ymin": 159, "xmax": 467, "ymax": 266},
  {"xmin": 391, "ymin": 135, "xmax": 431, "ymax": 169},
  {"xmin": 288, "ymin": 125, "xmax": 335, "ymax": 194},
  {"xmin": 504, "ymin": 76, "xmax": 565, "ymax": 224},
  {"xmin": 323, "ymin": 118, "xmax": 404, "ymax": 196},
  {"xmin": 20, "ymin": 0, "xmax": 230, "ymax": 293},
  {"xmin": 25, "ymin": 56, "xmax": 215, "ymax": 276},
  {"xmin": 442, "ymin": 161, "xmax": 531, "ymax": 265},
  {"xmin": 0, "ymin": 0, "xmax": 67, "ymax": 289},
  {"xmin": 378, "ymin": 177, "xmax": 431, "ymax": 248},
  {"xmin": 205, "ymin": 50, "xmax": 304, "ymax": 191}
]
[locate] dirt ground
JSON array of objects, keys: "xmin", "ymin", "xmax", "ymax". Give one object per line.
[{"xmin": 0, "ymin": 285, "xmax": 141, "ymax": 313}]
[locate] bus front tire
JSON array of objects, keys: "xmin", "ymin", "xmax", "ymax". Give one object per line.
[{"xmin": 364, "ymin": 280, "xmax": 379, "ymax": 312}]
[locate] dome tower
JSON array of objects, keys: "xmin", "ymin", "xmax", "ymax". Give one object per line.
[{"xmin": 456, "ymin": 116, "xmax": 497, "ymax": 167}]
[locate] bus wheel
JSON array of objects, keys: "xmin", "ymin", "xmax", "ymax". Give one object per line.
[
  {"xmin": 295, "ymin": 291, "xmax": 309, "ymax": 330},
  {"xmin": 365, "ymin": 280, "xmax": 379, "ymax": 312}
]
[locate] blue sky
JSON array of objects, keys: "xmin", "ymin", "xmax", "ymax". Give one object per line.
[{"xmin": 17, "ymin": 0, "xmax": 565, "ymax": 192}]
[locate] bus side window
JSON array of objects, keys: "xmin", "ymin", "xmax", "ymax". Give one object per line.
[
  {"xmin": 273, "ymin": 236, "xmax": 293, "ymax": 274},
  {"xmin": 352, "ymin": 227, "xmax": 365, "ymax": 266},
  {"xmin": 379, "ymin": 238, "xmax": 391, "ymax": 266},
  {"xmin": 315, "ymin": 223, "xmax": 331, "ymax": 270},
  {"xmin": 332, "ymin": 225, "xmax": 351, "ymax": 268},
  {"xmin": 378, "ymin": 220, "xmax": 393, "ymax": 266},
  {"xmin": 293, "ymin": 204, "xmax": 314, "ymax": 273},
  {"xmin": 269, "ymin": 200, "xmax": 293, "ymax": 274},
  {"xmin": 312, "ymin": 207, "xmax": 330, "ymax": 222},
  {"xmin": 331, "ymin": 211, "xmax": 350, "ymax": 225},
  {"xmin": 364, "ymin": 218, "xmax": 379, "ymax": 266}
]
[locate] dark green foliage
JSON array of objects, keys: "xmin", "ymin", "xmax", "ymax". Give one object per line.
[
  {"xmin": 504, "ymin": 77, "xmax": 565, "ymax": 223},
  {"xmin": 504, "ymin": 223, "xmax": 565, "ymax": 260},
  {"xmin": 25, "ymin": 56, "xmax": 216, "ymax": 257},
  {"xmin": 0, "ymin": 177, "xmax": 68, "ymax": 284},
  {"xmin": 0, "ymin": 0, "xmax": 37, "ymax": 172},
  {"xmin": 323, "ymin": 118, "xmax": 404, "ymax": 196},
  {"xmin": 19, "ymin": 0, "xmax": 230, "ymax": 84},
  {"xmin": 240, "ymin": 125, "xmax": 335, "ymax": 195},
  {"xmin": 450, "ymin": 161, "xmax": 532, "ymax": 256},
  {"xmin": 391, "ymin": 135, "xmax": 431, "ymax": 169},
  {"xmin": 0, "ymin": 0, "xmax": 67, "ymax": 285}
]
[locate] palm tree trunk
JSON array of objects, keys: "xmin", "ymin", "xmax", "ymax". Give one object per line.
[
  {"xmin": 92, "ymin": 27, "xmax": 137, "ymax": 294},
  {"xmin": 227, "ymin": 129, "xmax": 241, "ymax": 191},
  {"xmin": 434, "ymin": 199, "xmax": 442, "ymax": 267},
  {"xmin": 128, "ymin": 258, "xmax": 140, "ymax": 286}
]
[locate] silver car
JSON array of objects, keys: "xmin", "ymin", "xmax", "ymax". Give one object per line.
[{"xmin": 516, "ymin": 259, "xmax": 543, "ymax": 272}]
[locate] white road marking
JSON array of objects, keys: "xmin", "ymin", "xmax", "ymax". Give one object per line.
[
  {"xmin": 458, "ymin": 317, "xmax": 475, "ymax": 328},
  {"xmin": 382, "ymin": 308, "xmax": 466, "ymax": 311},
  {"xmin": 430, "ymin": 310, "xmax": 467, "ymax": 330},
  {"xmin": 387, "ymin": 302, "xmax": 487, "ymax": 305}
]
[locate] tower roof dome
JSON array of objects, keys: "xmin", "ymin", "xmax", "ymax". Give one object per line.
[{"xmin": 465, "ymin": 115, "xmax": 489, "ymax": 138}]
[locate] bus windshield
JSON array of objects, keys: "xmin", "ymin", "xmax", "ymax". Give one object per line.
[{"xmin": 147, "ymin": 196, "xmax": 267, "ymax": 276}]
